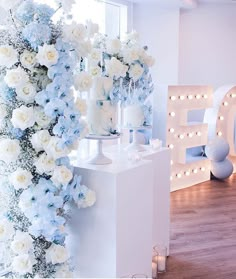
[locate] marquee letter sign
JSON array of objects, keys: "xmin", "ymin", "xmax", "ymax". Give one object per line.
[
  {"xmin": 154, "ymin": 85, "xmax": 213, "ymax": 191},
  {"xmin": 204, "ymin": 85, "xmax": 236, "ymax": 172}
]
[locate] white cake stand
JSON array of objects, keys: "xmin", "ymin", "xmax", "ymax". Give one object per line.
[
  {"xmin": 124, "ymin": 125, "xmax": 152, "ymax": 152},
  {"xmin": 86, "ymin": 134, "xmax": 121, "ymax": 165}
]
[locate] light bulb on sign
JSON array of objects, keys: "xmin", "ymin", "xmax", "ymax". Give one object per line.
[
  {"xmin": 178, "ymin": 134, "xmax": 185, "ymax": 139},
  {"xmin": 169, "ymin": 144, "xmax": 174, "ymax": 149},
  {"xmin": 185, "ymin": 171, "xmax": 190, "ymax": 176},
  {"xmin": 169, "ymin": 128, "xmax": 175, "ymax": 133},
  {"xmin": 217, "ymin": 131, "xmax": 223, "ymax": 136},
  {"xmin": 188, "ymin": 95, "xmax": 193, "ymax": 100},
  {"xmin": 201, "ymin": 167, "xmax": 206, "ymax": 172},
  {"xmin": 193, "ymin": 169, "xmax": 198, "ymax": 174},
  {"xmin": 196, "ymin": 95, "xmax": 201, "ymax": 99},
  {"xmin": 196, "ymin": 132, "xmax": 202, "ymax": 136},
  {"xmin": 219, "ymin": 116, "xmax": 224, "ymax": 121},
  {"xmin": 203, "ymin": 94, "xmax": 208, "ymax": 99},
  {"xmin": 170, "ymin": 96, "xmax": 176, "ymax": 101},
  {"xmin": 169, "ymin": 112, "xmax": 175, "ymax": 117},
  {"xmin": 176, "ymin": 173, "xmax": 182, "ymax": 178},
  {"xmin": 188, "ymin": 133, "xmax": 193, "ymax": 138},
  {"xmin": 179, "ymin": 95, "xmax": 185, "ymax": 100},
  {"xmin": 223, "ymin": 102, "xmax": 228, "ymax": 106}
]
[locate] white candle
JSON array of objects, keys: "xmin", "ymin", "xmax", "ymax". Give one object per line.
[
  {"xmin": 157, "ymin": 255, "xmax": 166, "ymax": 272},
  {"xmin": 152, "ymin": 261, "xmax": 157, "ymax": 278}
]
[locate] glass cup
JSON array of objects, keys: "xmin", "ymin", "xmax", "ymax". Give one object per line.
[{"xmin": 153, "ymin": 245, "xmax": 167, "ymax": 273}]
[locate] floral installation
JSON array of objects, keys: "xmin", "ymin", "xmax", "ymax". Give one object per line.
[
  {"xmin": 90, "ymin": 31, "xmax": 155, "ymax": 125},
  {"xmin": 0, "ymin": 0, "xmax": 98, "ymax": 277}
]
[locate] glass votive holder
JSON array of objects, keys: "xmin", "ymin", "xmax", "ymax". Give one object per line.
[
  {"xmin": 149, "ymin": 139, "xmax": 162, "ymax": 150},
  {"xmin": 131, "ymin": 274, "xmax": 148, "ymax": 278},
  {"xmin": 153, "ymin": 245, "xmax": 167, "ymax": 273}
]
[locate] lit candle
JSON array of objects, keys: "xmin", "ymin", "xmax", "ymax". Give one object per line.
[{"xmin": 157, "ymin": 255, "xmax": 166, "ymax": 272}]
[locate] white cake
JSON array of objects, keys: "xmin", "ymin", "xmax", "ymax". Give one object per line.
[
  {"xmin": 123, "ymin": 104, "xmax": 145, "ymax": 128},
  {"xmin": 87, "ymin": 77, "xmax": 118, "ymax": 135}
]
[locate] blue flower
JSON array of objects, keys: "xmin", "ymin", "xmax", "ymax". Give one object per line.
[
  {"xmin": 45, "ymin": 193, "xmax": 63, "ymax": 210},
  {"xmin": 35, "ymin": 90, "xmax": 52, "ymax": 106},
  {"xmin": 22, "ymin": 22, "xmax": 51, "ymax": 50},
  {"xmin": 44, "ymin": 98, "xmax": 66, "ymax": 118},
  {"xmin": 37, "ymin": 178, "xmax": 57, "ymax": 195},
  {"xmin": 0, "ymin": 82, "xmax": 15, "ymax": 103},
  {"xmin": 53, "ymin": 116, "xmax": 69, "ymax": 137},
  {"xmin": 16, "ymin": 0, "xmax": 54, "ymax": 24},
  {"xmin": 11, "ymin": 128, "xmax": 24, "ymax": 139}
]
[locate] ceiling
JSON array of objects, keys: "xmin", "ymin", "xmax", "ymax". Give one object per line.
[{"xmin": 129, "ymin": 0, "xmax": 236, "ymax": 6}]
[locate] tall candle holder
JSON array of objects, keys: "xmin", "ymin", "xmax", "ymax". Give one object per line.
[{"xmin": 153, "ymin": 245, "xmax": 167, "ymax": 274}]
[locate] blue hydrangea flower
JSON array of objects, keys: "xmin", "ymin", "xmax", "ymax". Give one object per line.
[
  {"xmin": 22, "ymin": 22, "xmax": 51, "ymax": 50},
  {"xmin": 16, "ymin": 0, "xmax": 54, "ymax": 24},
  {"xmin": 11, "ymin": 128, "xmax": 25, "ymax": 139},
  {"xmin": 37, "ymin": 178, "xmax": 57, "ymax": 195},
  {"xmin": 35, "ymin": 90, "xmax": 53, "ymax": 106},
  {"xmin": 44, "ymin": 98, "xmax": 66, "ymax": 118},
  {"xmin": 0, "ymin": 82, "xmax": 15, "ymax": 103}
]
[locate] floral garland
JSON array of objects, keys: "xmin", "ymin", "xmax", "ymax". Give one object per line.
[
  {"xmin": 0, "ymin": 0, "xmax": 97, "ymax": 277},
  {"xmin": 89, "ymin": 31, "xmax": 155, "ymax": 125}
]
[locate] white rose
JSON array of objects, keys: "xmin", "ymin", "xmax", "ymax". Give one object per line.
[
  {"xmin": 36, "ymin": 44, "xmax": 59, "ymax": 68},
  {"xmin": 31, "ymin": 130, "xmax": 51, "ymax": 152},
  {"xmin": 11, "ymin": 105, "xmax": 35, "ymax": 130},
  {"xmin": 141, "ymin": 53, "xmax": 155, "ymax": 67},
  {"xmin": 86, "ymin": 20, "xmax": 99, "ymax": 38},
  {"xmin": 0, "ymin": 219, "xmax": 15, "ymax": 241},
  {"xmin": 123, "ymin": 47, "xmax": 140, "ymax": 64},
  {"xmin": 11, "ymin": 231, "xmax": 33, "ymax": 254},
  {"xmin": 34, "ymin": 107, "xmax": 52, "ymax": 128},
  {"xmin": 77, "ymin": 189, "xmax": 96, "ymax": 208},
  {"xmin": 0, "ymin": 45, "xmax": 18, "ymax": 68},
  {"xmin": 51, "ymin": 166, "xmax": 73, "ymax": 187},
  {"xmin": 12, "ymin": 254, "xmax": 34, "ymax": 275},
  {"xmin": 77, "ymin": 40, "xmax": 92, "ymax": 58},
  {"xmin": 55, "ymin": 264, "xmax": 74, "ymax": 278},
  {"xmin": 34, "ymin": 153, "xmax": 55, "ymax": 175},
  {"xmin": 129, "ymin": 64, "xmax": 144, "ymax": 81},
  {"xmin": 105, "ymin": 57, "xmax": 127, "ymax": 78},
  {"xmin": 63, "ymin": 22, "xmax": 87, "ymax": 43},
  {"xmin": 0, "ymin": 0, "xmax": 22, "ymax": 11},
  {"xmin": 0, "ymin": 138, "xmax": 21, "ymax": 164},
  {"xmin": 106, "ymin": 38, "xmax": 121, "ymax": 55},
  {"xmin": 0, "ymin": 104, "xmax": 7, "ymax": 124},
  {"xmin": 45, "ymin": 137, "xmax": 69, "ymax": 160},
  {"xmin": 89, "ymin": 65, "xmax": 101, "ymax": 77},
  {"xmin": 75, "ymin": 98, "xmax": 87, "ymax": 116},
  {"xmin": 46, "ymin": 244, "xmax": 69, "ymax": 265},
  {"xmin": 4, "ymin": 66, "xmax": 29, "ymax": 88},
  {"xmin": 74, "ymin": 72, "xmax": 93, "ymax": 92},
  {"xmin": 124, "ymin": 31, "xmax": 139, "ymax": 44},
  {"xmin": 20, "ymin": 51, "xmax": 36, "ymax": 70},
  {"xmin": 9, "ymin": 168, "xmax": 33, "ymax": 190},
  {"xmin": 89, "ymin": 49, "xmax": 101, "ymax": 63},
  {"xmin": 16, "ymin": 83, "xmax": 36, "ymax": 103},
  {"xmin": 102, "ymin": 77, "xmax": 113, "ymax": 93}
]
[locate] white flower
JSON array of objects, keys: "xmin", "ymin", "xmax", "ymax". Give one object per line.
[
  {"xmin": 0, "ymin": 219, "xmax": 15, "ymax": 241},
  {"xmin": 79, "ymin": 119, "xmax": 89, "ymax": 139},
  {"xmin": 124, "ymin": 31, "xmax": 139, "ymax": 45},
  {"xmin": 0, "ymin": 104, "xmax": 7, "ymax": 124},
  {"xmin": 9, "ymin": 168, "xmax": 33, "ymax": 190},
  {"xmin": 75, "ymin": 98, "xmax": 87, "ymax": 116},
  {"xmin": 56, "ymin": 0, "xmax": 75, "ymax": 13},
  {"xmin": 105, "ymin": 57, "xmax": 127, "ymax": 78},
  {"xmin": 51, "ymin": 166, "xmax": 73, "ymax": 187},
  {"xmin": 77, "ymin": 189, "xmax": 96, "ymax": 208},
  {"xmin": 45, "ymin": 137, "xmax": 69, "ymax": 160},
  {"xmin": 11, "ymin": 105, "xmax": 35, "ymax": 130},
  {"xmin": 31, "ymin": 130, "xmax": 51, "ymax": 152},
  {"xmin": 103, "ymin": 77, "xmax": 113, "ymax": 93},
  {"xmin": 0, "ymin": 138, "xmax": 21, "ymax": 164},
  {"xmin": 76, "ymin": 39, "xmax": 92, "ymax": 58},
  {"xmin": 123, "ymin": 47, "xmax": 140, "ymax": 64},
  {"xmin": 46, "ymin": 244, "xmax": 69, "ymax": 265},
  {"xmin": 129, "ymin": 64, "xmax": 144, "ymax": 81},
  {"xmin": 36, "ymin": 44, "xmax": 59, "ymax": 68},
  {"xmin": 16, "ymin": 83, "xmax": 36, "ymax": 103},
  {"xmin": 34, "ymin": 107, "xmax": 52, "ymax": 128},
  {"xmin": 20, "ymin": 51, "xmax": 36, "ymax": 69},
  {"xmin": 4, "ymin": 66, "xmax": 29, "ymax": 88},
  {"xmin": 34, "ymin": 153, "xmax": 55, "ymax": 175},
  {"xmin": 74, "ymin": 72, "xmax": 93, "ymax": 92},
  {"xmin": 0, "ymin": 45, "xmax": 18, "ymax": 68},
  {"xmin": 11, "ymin": 231, "xmax": 33, "ymax": 254},
  {"xmin": 63, "ymin": 22, "xmax": 87, "ymax": 43},
  {"xmin": 55, "ymin": 264, "xmax": 74, "ymax": 278},
  {"xmin": 89, "ymin": 49, "xmax": 101, "ymax": 63},
  {"xmin": 89, "ymin": 65, "xmax": 101, "ymax": 77},
  {"xmin": 106, "ymin": 38, "xmax": 121, "ymax": 55},
  {"xmin": 141, "ymin": 52, "xmax": 155, "ymax": 67},
  {"xmin": 86, "ymin": 20, "xmax": 99, "ymax": 38},
  {"xmin": 0, "ymin": 0, "xmax": 22, "ymax": 11},
  {"xmin": 12, "ymin": 254, "xmax": 34, "ymax": 275}
]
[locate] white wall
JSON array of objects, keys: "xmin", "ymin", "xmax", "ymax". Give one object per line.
[
  {"xmin": 179, "ymin": 3, "xmax": 236, "ymax": 89},
  {"xmin": 133, "ymin": 3, "xmax": 180, "ymax": 85}
]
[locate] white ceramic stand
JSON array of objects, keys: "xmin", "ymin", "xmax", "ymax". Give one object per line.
[
  {"xmin": 124, "ymin": 126, "xmax": 152, "ymax": 152},
  {"xmin": 86, "ymin": 134, "xmax": 120, "ymax": 165}
]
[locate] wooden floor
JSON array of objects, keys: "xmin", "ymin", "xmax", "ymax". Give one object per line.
[{"xmin": 159, "ymin": 174, "xmax": 236, "ymax": 279}]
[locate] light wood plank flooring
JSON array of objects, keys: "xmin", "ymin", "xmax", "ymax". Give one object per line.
[{"xmin": 159, "ymin": 174, "xmax": 236, "ymax": 279}]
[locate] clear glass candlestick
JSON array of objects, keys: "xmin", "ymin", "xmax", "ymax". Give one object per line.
[
  {"xmin": 153, "ymin": 245, "xmax": 167, "ymax": 273},
  {"xmin": 132, "ymin": 274, "xmax": 148, "ymax": 278}
]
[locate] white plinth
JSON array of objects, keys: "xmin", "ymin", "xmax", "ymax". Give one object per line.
[
  {"xmin": 105, "ymin": 145, "xmax": 171, "ymax": 255},
  {"xmin": 72, "ymin": 159, "xmax": 154, "ymax": 278}
]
